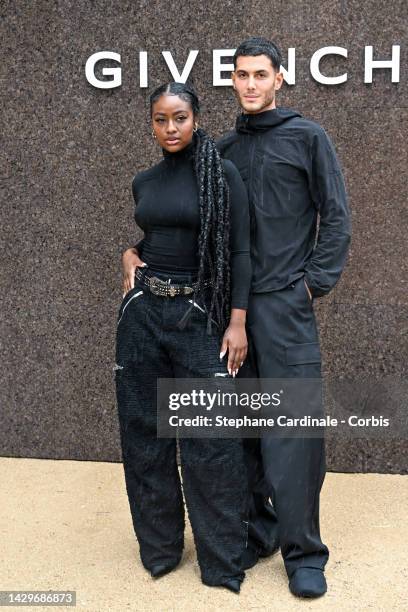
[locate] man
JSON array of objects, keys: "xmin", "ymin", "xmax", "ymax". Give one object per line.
[
  {"xmin": 121, "ymin": 36, "xmax": 351, "ymax": 599},
  {"xmin": 216, "ymin": 36, "xmax": 351, "ymax": 598}
]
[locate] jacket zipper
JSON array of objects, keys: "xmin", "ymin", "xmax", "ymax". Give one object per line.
[
  {"xmin": 248, "ymin": 134, "xmax": 256, "ymax": 203},
  {"xmin": 247, "ymin": 134, "xmax": 260, "ymax": 237}
]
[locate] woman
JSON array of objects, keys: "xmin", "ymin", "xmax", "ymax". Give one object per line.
[{"xmin": 115, "ymin": 82, "xmax": 251, "ymax": 593}]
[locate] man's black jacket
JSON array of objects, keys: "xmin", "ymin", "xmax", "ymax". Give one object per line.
[{"xmin": 217, "ymin": 108, "xmax": 351, "ymax": 297}]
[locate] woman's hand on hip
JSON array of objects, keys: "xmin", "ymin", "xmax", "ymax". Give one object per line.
[
  {"xmin": 121, "ymin": 247, "xmax": 147, "ymax": 296},
  {"xmin": 219, "ymin": 309, "xmax": 248, "ymax": 377}
]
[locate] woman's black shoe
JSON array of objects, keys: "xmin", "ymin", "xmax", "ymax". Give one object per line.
[
  {"xmin": 221, "ymin": 578, "xmax": 241, "ymax": 594},
  {"xmin": 242, "ymin": 547, "xmax": 259, "ymax": 570},
  {"xmin": 150, "ymin": 563, "xmax": 177, "ymax": 578},
  {"xmin": 242, "ymin": 543, "xmax": 280, "ymax": 570}
]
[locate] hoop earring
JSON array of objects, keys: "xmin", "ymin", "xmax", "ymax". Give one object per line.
[
  {"xmin": 151, "ymin": 130, "xmax": 156, "ymax": 139},
  {"xmin": 193, "ymin": 123, "xmax": 198, "ymax": 133}
]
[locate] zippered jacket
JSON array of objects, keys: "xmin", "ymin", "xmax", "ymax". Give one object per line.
[{"xmin": 217, "ymin": 108, "xmax": 351, "ymax": 296}]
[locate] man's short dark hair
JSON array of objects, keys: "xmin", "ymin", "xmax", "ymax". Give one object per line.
[{"xmin": 233, "ymin": 37, "xmax": 282, "ymax": 71}]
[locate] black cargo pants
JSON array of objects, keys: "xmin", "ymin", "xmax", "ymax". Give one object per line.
[
  {"xmin": 114, "ymin": 270, "xmax": 247, "ymax": 586},
  {"xmin": 239, "ymin": 275, "xmax": 329, "ymax": 578}
]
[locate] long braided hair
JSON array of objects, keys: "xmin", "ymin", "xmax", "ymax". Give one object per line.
[{"xmin": 150, "ymin": 82, "xmax": 231, "ymax": 333}]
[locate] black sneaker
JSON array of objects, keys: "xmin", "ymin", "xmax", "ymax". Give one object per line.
[{"xmin": 289, "ymin": 568, "xmax": 327, "ymax": 598}]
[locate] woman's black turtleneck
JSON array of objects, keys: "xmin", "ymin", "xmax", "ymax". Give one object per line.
[{"xmin": 131, "ymin": 141, "xmax": 251, "ymax": 309}]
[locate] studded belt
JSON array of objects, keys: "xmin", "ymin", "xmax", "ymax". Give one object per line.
[{"xmin": 135, "ymin": 268, "xmax": 212, "ymax": 297}]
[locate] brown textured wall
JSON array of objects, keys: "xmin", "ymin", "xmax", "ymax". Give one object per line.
[{"xmin": 1, "ymin": 1, "xmax": 407, "ymax": 471}]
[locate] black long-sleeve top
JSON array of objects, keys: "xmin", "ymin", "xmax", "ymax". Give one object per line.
[{"xmin": 131, "ymin": 142, "xmax": 251, "ymax": 309}]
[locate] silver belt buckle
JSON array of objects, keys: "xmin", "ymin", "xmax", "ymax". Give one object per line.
[
  {"xmin": 148, "ymin": 276, "xmax": 163, "ymax": 295},
  {"xmin": 147, "ymin": 276, "xmax": 194, "ymax": 297}
]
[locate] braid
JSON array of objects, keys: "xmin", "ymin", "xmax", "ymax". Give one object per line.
[
  {"xmin": 193, "ymin": 127, "xmax": 231, "ymax": 332},
  {"xmin": 150, "ymin": 82, "xmax": 232, "ymax": 332}
]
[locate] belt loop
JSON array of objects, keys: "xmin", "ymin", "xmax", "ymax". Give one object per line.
[{"xmin": 136, "ymin": 266, "xmax": 149, "ymax": 284}]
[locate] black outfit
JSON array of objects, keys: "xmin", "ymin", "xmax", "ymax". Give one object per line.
[
  {"xmin": 217, "ymin": 108, "xmax": 350, "ymax": 296},
  {"xmin": 217, "ymin": 108, "xmax": 351, "ymax": 578},
  {"xmin": 132, "ymin": 142, "xmax": 251, "ymax": 308},
  {"xmin": 115, "ymin": 141, "xmax": 251, "ymax": 587}
]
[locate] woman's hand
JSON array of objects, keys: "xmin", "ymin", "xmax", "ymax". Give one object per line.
[
  {"xmin": 219, "ymin": 309, "xmax": 248, "ymax": 377},
  {"xmin": 122, "ymin": 247, "xmax": 147, "ymax": 296}
]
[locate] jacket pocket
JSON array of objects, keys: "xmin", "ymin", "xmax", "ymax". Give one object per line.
[{"xmin": 285, "ymin": 342, "xmax": 321, "ymax": 366}]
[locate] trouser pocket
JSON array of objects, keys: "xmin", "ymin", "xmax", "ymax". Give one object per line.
[
  {"xmin": 291, "ymin": 276, "xmax": 313, "ymax": 309},
  {"xmin": 117, "ymin": 287, "xmax": 144, "ymax": 326},
  {"xmin": 115, "ymin": 288, "xmax": 145, "ymax": 367},
  {"xmin": 284, "ymin": 341, "xmax": 322, "ymax": 378}
]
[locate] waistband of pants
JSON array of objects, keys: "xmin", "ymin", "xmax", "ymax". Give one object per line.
[
  {"xmin": 138, "ymin": 267, "xmax": 199, "ymax": 284},
  {"xmin": 136, "ymin": 267, "xmax": 213, "ymax": 297}
]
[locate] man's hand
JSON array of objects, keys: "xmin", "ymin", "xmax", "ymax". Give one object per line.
[
  {"xmin": 304, "ymin": 278, "xmax": 313, "ymax": 301},
  {"xmin": 219, "ymin": 309, "xmax": 247, "ymax": 376},
  {"xmin": 122, "ymin": 248, "xmax": 147, "ymax": 296}
]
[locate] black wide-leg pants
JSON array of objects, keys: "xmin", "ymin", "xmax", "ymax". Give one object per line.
[
  {"xmin": 114, "ymin": 271, "xmax": 247, "ymax": 586},
  {"xmin": 241, "ymin": 276, "xmax": 329, "ymax": 578}
]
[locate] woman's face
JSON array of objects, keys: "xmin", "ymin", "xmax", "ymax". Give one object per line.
[{"xmin": 151, "ymin": 94, "xmax": 196, "ymax": 153}]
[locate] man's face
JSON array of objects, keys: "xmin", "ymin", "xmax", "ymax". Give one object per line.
[{"xmin": 232, "ymin": 54, "xmax": 283, "ymax": 114}]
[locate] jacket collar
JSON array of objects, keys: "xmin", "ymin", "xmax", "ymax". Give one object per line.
[{"xmin": 235, "ymin": 107, "xmax": 302, "ymax": 133}]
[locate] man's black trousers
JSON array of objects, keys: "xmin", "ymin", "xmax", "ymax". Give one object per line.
[
  {"xmin": 114, "ymin": 271, "xmax": 247, "ymax": 586},
  {"xmin": 241, "ymin": 275, "xmax": 329, "ymax": 578}
]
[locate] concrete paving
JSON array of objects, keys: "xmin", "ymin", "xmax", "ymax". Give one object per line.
[{"xmin": 1, "ymin": 458, "xmax": 407, "ymax": 611}]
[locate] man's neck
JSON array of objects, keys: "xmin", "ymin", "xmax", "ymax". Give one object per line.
[{"xmin": 243, "ymin": 102, "xmax": 277, "ymax": 116}]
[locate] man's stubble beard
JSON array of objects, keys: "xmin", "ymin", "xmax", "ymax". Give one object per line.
[{"xmin": 237, "ymin": 87, "xmax": 276, "ymax": 115}]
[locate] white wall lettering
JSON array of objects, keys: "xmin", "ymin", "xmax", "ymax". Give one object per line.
[
  {"xmin": 364, "ymin": 45, "xmax": 400, "ymax": 83},
  {"xmin": 280, "ymin": 47, "xmax": 296, "ymax": 85},
  {"xmin": 213, "ymin": 49, "xmax": 235, "ymax": 86},
  {"xmin": 84, "ymin": 46, "xmax": 402, "ymax": 89},
  {"xmin": 310, "ymin": 46, "xmax": 348, "ymax": 84},
  {"xmin": 85, "ymin": 51, "xmax": 121, "ymax": 89},
  {"xmin": 162, "ymin": 50, "xmax": 199, "ymax": 83},
  {"xmin": 139, "ymin": 51, "xmax": 148, "ymax": 88}
]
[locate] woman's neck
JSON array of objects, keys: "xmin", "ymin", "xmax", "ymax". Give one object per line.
[{"xmin": 162, "ymin": 139, "xmax": 195, "ymax": 161}]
